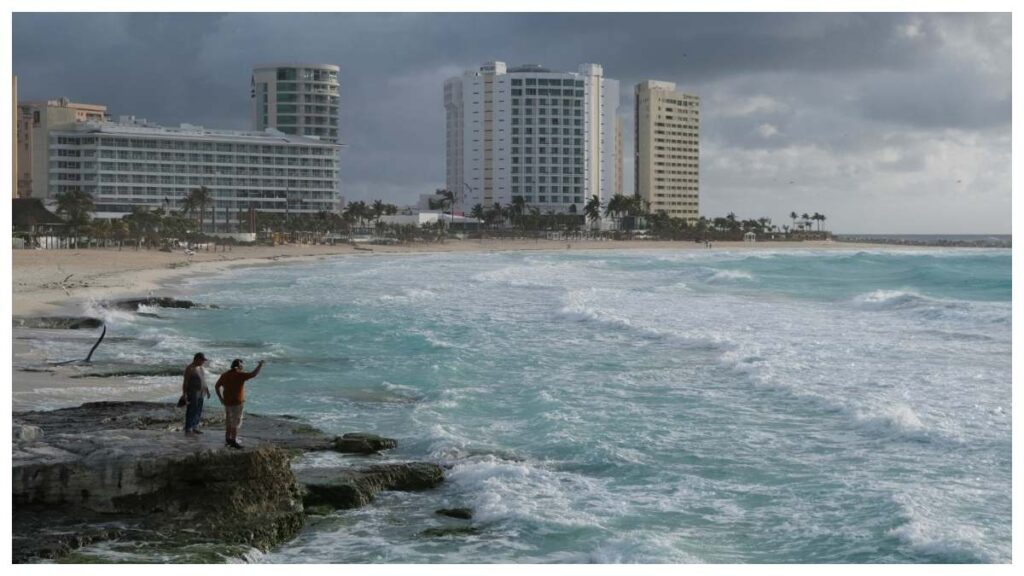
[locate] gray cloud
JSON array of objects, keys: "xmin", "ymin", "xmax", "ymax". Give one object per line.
[{"xmin": 12, "ymin": 12, "xmax": 1010, "ymax": 233}]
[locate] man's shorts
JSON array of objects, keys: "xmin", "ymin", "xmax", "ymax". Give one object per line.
[{"xmin": 225, "ymin": 404, "xmax": 244, "ymax": 428}]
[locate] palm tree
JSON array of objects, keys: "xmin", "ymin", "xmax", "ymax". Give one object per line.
[
  {"xmin": 489, "ymin": 202, "xmax": 505, "ymax": 230},
  {"xmin": 438, "ymin": 189, "xmax": 456, "ymax": 229},
  {"xmin": 510, "ymin": 196, "xmax": 527, "ymax": 232},
  {"xmin": 90, "ymin": 219, "xmax": 111, "ymax": 248},
  {"xmin": 111, "ymin": 218, "xmax": 128, "ymax": 250},
  {"xmin": 605, "ymin": 194, "xmax": 630, "ymax": 230},
  {"xmin": 819, "ymin": 213, "xmax": 827, "ymax": 233},
  {"xmin": 183, "ymin": 186, "xmax": 212, "ymax": 235},
  {"xmin": 584, "ymin": 195, "xmax": 602, "ymax": 230},
  {"xmin": 725, "ymin": 212, "xmax": 740, "ymax": 234},
  {"xmin": 55, "ymin": 189, "xmax": 95, "ymax": 248},
  {"xmin": 790, "ymin": 211, "xmax": 798, "ymax": 231},
  {"xmin": 372, "ymin": 199, "xmax": 385, "ymax": 226}
]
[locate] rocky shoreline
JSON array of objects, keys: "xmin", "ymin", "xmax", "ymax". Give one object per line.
[{"xmin": 13, "ymin": 401, "xmax": 447, "ymax": 563}]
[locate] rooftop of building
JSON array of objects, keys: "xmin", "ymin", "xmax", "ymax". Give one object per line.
[
  {"xmin": 51, "ymin": 117, "xmax": 341, "ymax": 146},
  {"xmin": 636, "ymin": 80, "xmax": 700, "ymax": 98},
  {"xmin": 463, "ymin": 61, "xmax": 606, "ymax": 78},
  {"xmin": 253, "ymin": 63, "xmax": 340, "ymax": 71},
  {"xmin": 19, "ymin": 97, "xmax": 107, "ymax": 111}
]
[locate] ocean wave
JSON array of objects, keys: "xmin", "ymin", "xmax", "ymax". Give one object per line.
[
  {"xmin": 707, "ymin": 269, "xmax": 755, "ymax": 282},
  {"xmin": 888, "ymin": 493, "xmax": 995, "ymax": 563},
  {"xmin": 445, "ymin": 456, "xmax": 607, "ymax": 528},
  {"xmin": 379, "ymin": 287, "xmax": 438, "ymax": 303},
  {"xmin": 408, "ymin": 328, "xmax": 458, "ymax": 349},
  {"xmin": 587, "ymin": 532, "xmax": 703, "ymax": 563},
  {"xmin": 853, "ymin": 404, "xmax": 930, "ymax": 441},
  {"xmin": 716, "ymin": 348, "xmax": 942, "ymax": 444},
  {"xmin": 851, "ymin": 290, "xmax": 1009, "ymax": 324}
]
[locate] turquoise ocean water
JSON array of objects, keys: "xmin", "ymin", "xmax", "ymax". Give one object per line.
[{"xmin": 57, "ymin": 248, "xmax": 1012, "ymax": 562}]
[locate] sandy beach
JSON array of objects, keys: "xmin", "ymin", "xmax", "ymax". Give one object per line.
[{"xmin": 10, "ymin": 238, "xmax": 905, "ymax": 411}]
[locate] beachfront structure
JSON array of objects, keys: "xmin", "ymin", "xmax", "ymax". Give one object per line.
[
  {"xmin": 47, "ymin": 116, "xmax": 341, "ymax": 219},
  {"xmin": 17, "ymin": 97, "xmax": 108, "ymax": 199},
  {"xmin": 634, "ymin": 80, "xmax": 700, "ymax": 222},
  {"xmin": 251, "ymin": 64, "xmax": 340, "ymax": 144},
  {"xmin": 444, "ymin": 61, "xmax": 619, "ymax": 216}
]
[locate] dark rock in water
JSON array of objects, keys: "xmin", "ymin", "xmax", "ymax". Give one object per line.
[
  {"xmin": 136, "ymin": 312, "xmax": 164, "ymax": 319},
  {"xmin": 297, "ymin": 462, "xmax": 445, "ymax": 510},
  {"xmin": 419, "ymin": 526, "xmax": 480, "ymax": 538},
  {"xmin": 436, "ymin": 507, "xmax": 473, "ymax": 520},
  {"xmin": 68, "ymin": 366, "xmax": 184, "ymax": 379},
  {"xmin": 332, "ymin": 432, "xmax": 398, "ymax": 454},
  {"xmin": 108, "ymin": 297, "xmax": 219, "ymax": 311},
  {"xmin": 13, "ymin": 316, "xmax": 104, "ymax": 330}
]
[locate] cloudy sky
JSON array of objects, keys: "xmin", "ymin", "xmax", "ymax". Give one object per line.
[{"xmin": 13, "ymin": 12, "xmax": 1011, "ymax": 233}]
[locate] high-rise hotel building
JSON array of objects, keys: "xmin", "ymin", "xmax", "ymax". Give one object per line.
[
  {"xmin": 634, "ymin": 80, "xmax": 700, "ymax": 221},
  {"xmin": 251, "ymin": 64, "xmax": 340, "ymax": 144},
  {"xmin": 445, "ymin": 62, "xmax": 619, "ymax": 215},
  {"xmin": 48, "ymin": 117, "xmax": 340, "ymax": 219}
]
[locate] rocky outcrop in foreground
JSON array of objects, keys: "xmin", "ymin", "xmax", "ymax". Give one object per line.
[{"xmin": 13, "ymin": 401, "xmax": 443, "ymax": 563}]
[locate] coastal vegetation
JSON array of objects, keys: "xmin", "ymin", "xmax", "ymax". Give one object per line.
[{"xmin": 18, "ymin": 188, "xmax": 831, "ymax": 249}]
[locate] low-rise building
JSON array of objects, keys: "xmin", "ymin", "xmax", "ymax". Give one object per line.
[{"xmin": 47, "ymin": 117, "xmax": 341, "ymax": 219}]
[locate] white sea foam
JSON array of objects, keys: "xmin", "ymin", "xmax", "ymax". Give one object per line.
[
  {"xmin": 708, "ymin": 269, "xmax": 755, "ymax": 282},
  {"xmin": 888, "ymin": 492, "xmax": 996, "ymax": 562},
  {"xmin": 854, "ymin": 404, "xmax": 929, "ymax": 440},
  {"xmin": 446, "ymin": 457, "xmax": 608, "ymax": 528}
]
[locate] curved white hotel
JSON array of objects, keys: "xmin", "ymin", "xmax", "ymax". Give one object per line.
[
  {"xmin": 445, "ymin": 61, "xmax": 619, "ymax": 215},
  {"xmin": 48, "ymin": 117, "xmax": 340, "ymax": 219},
  {"xmin": 252, "ymin": 63, "xmax": 340, "ymax": 144}
]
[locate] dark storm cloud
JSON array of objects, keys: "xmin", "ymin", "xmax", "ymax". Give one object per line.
[{"xmin": 12, "ymin": 12, "xmax": 1011, "ymax": 233}]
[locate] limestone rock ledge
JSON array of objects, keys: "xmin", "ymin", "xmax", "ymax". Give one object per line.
[{"xmin": 12, "ymin": 401, "xmax": 439, "ymax": 563}]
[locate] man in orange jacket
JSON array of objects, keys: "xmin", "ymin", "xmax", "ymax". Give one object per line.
[{"xmin": 215, "ymin": 358, "xmax": 264, "ymax": 449}]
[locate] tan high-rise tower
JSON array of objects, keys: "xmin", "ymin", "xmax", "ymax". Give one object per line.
[{"xmin": 634, "ymin": 80, "xmax": 699, "ymax": 222}]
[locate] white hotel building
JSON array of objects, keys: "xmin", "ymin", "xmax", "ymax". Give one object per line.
[
  {"xmin": 444, "ymin": 62, "xmax": 619, "ymax": 216},
  {"xmin": 48, "ymin": 117, "xmax": 341, "ymax": 218}
]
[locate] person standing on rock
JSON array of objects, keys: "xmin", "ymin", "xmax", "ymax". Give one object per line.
[
  {"xmin": 215, "ymin": 358, "xmax": 264, "ymax": 449},
  {"xmin": 182, "ymin": 352, "xmax": 210, "ymax": 435}
]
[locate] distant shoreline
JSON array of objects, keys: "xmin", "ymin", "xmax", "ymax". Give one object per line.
[{"xmin": 833, "ymin": 235, "xmax": 1011, "ymax": 248}]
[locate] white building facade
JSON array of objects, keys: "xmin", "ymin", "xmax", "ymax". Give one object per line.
[
  {"xmin": 251, "ymin": 63, "xmax": 340, "ymax": 144},
  {"xmin": 445, "ymin": 62, "xmax": 619, "ymax": 216},
  {"xmin": 48, "ymin": 118, "xmax": 341, "ymax": 219}
]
